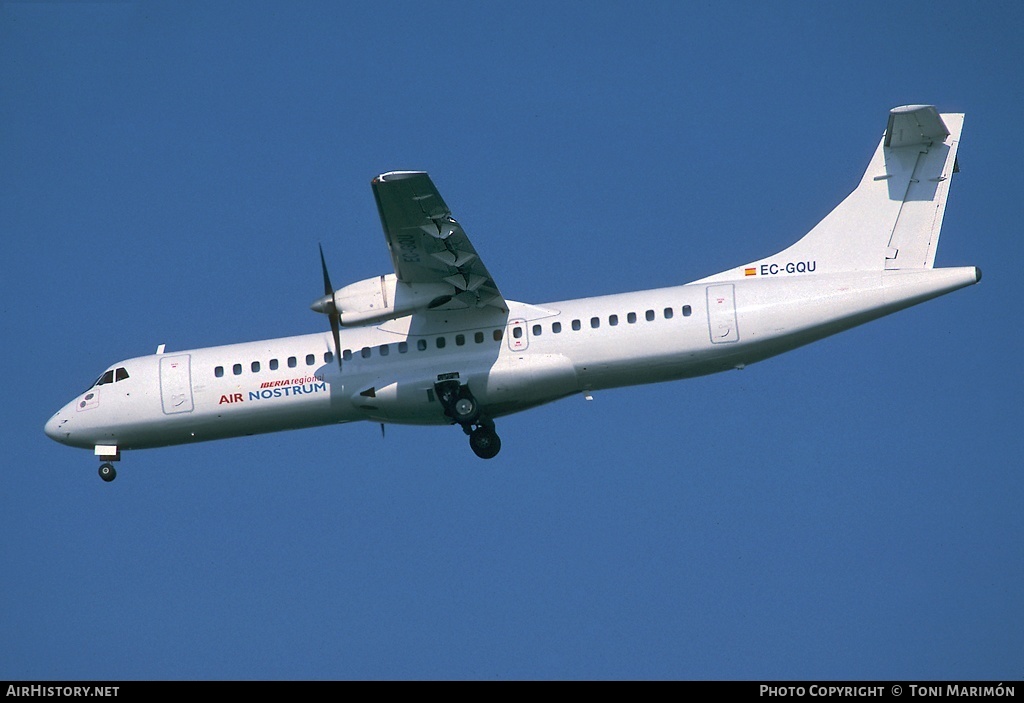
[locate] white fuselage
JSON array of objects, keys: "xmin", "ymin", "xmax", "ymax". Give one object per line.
[
  {"xmin": 44, "ymin": 266, "xmax": 979, "ymax": 452},
  {"xmin": 44, "ymin": 107, "xmax": 977, "ymax": 469}
]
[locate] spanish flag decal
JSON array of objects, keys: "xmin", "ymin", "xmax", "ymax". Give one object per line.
[{"xmin": 744, "ymin": 267, "xmax": 757, "ymax": 276}]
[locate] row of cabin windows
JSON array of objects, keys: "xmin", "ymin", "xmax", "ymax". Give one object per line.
[
  {"xmin": 212, "ymin": 305, "xmax": 692, "ymax": 378},
  {"xmin": 340, "ymin": 329, "xmax": 504, "ymax": 361},
  {"xmin": 528, "ymin": 305, "xmax": 692, "ymax": 337},
  {"xmin": 213, "ymin": 329, "xmax": 506, "ymax": 378},
  {"xmin": 215, "ymin": 352, "xmax": 328, "ymax": 377}
]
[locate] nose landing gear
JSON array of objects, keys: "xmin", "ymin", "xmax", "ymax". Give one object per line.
[
  {"xmin": 435, "ymin": 380, "xmax": 501, "ymax": 459},
  {"xmin": 94, "ymin": 445, "xmax": 120, "ymax": 482}
]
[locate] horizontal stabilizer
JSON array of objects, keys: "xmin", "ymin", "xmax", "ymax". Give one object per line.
[{"xmin": 885, "ymin": 105, "xmax": 949, "ymax": 148}]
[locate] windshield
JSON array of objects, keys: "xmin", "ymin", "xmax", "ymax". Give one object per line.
[{"xmin": 86, "ymin": 366, "xmax": 130, "ymax": 392}]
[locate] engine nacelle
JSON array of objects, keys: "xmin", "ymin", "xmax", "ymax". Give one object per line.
[{"xmin": 332, "ymin": 274, "xmax": 453, "ymax": 326}]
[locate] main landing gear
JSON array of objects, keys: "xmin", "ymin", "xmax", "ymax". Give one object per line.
[
  {"xmin": 469, "ymin": 423, "xmax": 501, "ymax": 459},
  {"xmin": 434, "ymin": 381, "xmax": 501, "ymax": 459}
]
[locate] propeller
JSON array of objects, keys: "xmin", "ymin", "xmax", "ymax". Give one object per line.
[{"xmin": 311, "ymin": 244, "xmax": 343, "ymax": 367}]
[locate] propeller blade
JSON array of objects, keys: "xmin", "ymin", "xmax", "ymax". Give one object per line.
[
  {"xmin": 329, "ymin": 311, "xmax": 342, "ymax": 369},
  {"xmin": 315, "ymin": 244, "xmax": 343, "ymax": 368},
  {"xmin": 319, "ymin": 243, "xmax": 333, "ymax": 298}
]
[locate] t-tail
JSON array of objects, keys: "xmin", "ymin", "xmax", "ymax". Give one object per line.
[{"xmin": 698, "ymin": 105, "xmax": 977, "ymax": 283}]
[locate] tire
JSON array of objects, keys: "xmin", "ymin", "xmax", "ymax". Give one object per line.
[
  {"xmin": 98, "ymin": 463, "xmax": 117, "ymax": 482},
  {"xmin": 469, "ymin": 427, "xmax": 501, "ymax": 459},
  {"xmin": 452, "ymin": 395, "xmax": 480, "ymax": 424}
]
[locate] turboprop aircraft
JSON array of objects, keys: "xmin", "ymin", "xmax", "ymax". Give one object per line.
[{"xmin": 45, "ymin": 105, "xmax": 979, "ymax": 481}]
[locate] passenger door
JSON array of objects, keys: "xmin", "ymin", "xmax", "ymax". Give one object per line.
[{"xmin": 160, "ymin": 355, "xmax": 194, "ymax": 414}]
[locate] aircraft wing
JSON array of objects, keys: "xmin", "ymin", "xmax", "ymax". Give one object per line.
[{"xmin": 371, "ymin": 171, "xmax": 507, "ymax": 313}]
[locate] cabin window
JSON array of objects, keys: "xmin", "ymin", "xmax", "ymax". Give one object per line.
[
  {"xmin": 324, "ymin": 351, "xmax": 333, "ymax": 364},
  {"xmin": 436, "ymin": 337, "xmax": 446, "ymax": 349},
  {"xmin": 287, "ymin": 356, "xmax": 297, "ymax": 368},
  {"xmin": 493, "ymin": 329, "xmax": 503, "ymax": 341},
  {"xmin": 304, "ymin": 353, "xmax": 314, "ymax": 366},
  {"xmin": 513, "ymin": 327, "xmax": 523, "ymax": 339},
  {"xmin": 270, "ymin": 358, "xmax": 279, "ymax": 370},
  {"xmin": 646, "ymin": 310, "xmax": 655, "ymax": 321},
  {"xmin": 552, "ymin": 321, "xmax": 562, "ymax": 333},
  {"xmin": 664, "ymin": 307, "xmax": 674, "ymax": 319},
  {"xmin": 475, "ymin": 331, "xmax": 484, "ymax": 344},
  {"xmin": 572, "ymin": 319, "xmax": 581, "ymax": 331},
  {"xmin": 233, "ymin": 363, "xmax": 242, "ymax": 376},
  {"xmin": 417, "ymin": 339, "xmax": 428, "ymax": 351},
  {"xmin": 343, "ymin": 350, "xmax": 353, "ymax": 361},
  {"xmin": 360, "ymin": 347, "xmax": 371, "ymax": 359},
  {"xmin": 609, "ymin": 315, "xmax": 618, "ymax": 327},
  {"xmin": 532, "ymin": 324, "xmax": 542, "ymax": 336},
  {"xmin": 682, "ymin": 305, "xmax": 692, "ymax": 317},
  {"xmin": 214, "ymin": 366, "xmax": 224, "ymax": 378},
  {"xmin": 456, "ymin": 334, "xmax": 465, "ymax": 346},
  {"xmin": 398, "ymin": 342, "xmax": 408, "ymax": 353},
  {"xmin": 590, "ymin": 317, "xmax": 600, "ymax": 329},
  {"xmin": 379, "ymin": 344, "xmax": 389, "ymax": 357},
  {"xmin": 627, "ymin": 312, "xmax": 637, "ymax": 324},
  {"xmin": 251, "ymin": 361, "xmax": 260, "ymax": 373}
]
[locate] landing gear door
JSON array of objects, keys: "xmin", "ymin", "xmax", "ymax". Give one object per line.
[
  {"xmin": 506, "ymin": 318, "xmax": 529, "ymax": 351},
  {"xmin": 706, "ymin": 284, "xmax": 739, "ymax": 344},
  {"xmin": 160, "ymin": 354, "xmax": 194, "ymax": 414}
]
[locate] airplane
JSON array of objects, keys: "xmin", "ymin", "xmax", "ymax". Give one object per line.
[{"xmin": 45, "ymin": 105, "xmax": 979, "ymax": 482}]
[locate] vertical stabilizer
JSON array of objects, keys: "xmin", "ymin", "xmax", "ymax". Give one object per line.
[{"xmin": 698, "ymin": 105, "xmax": 964, "ymax": 282}]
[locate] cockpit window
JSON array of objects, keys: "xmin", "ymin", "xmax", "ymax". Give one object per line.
[{"xmin": 91, "ymin": 367, "xmax": 129, "ymax": 389}]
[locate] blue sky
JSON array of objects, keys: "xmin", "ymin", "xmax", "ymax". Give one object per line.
[{"xmin": 3, "ymin": 0, "xmax": 1022, "ymax": 680}]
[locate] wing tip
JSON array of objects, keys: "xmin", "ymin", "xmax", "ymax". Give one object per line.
[
  {"xmin": 374, "ymin": 170, "xmax": 428, "ymax": 184},
  {"xmin": 890, "ymin": 103, "xmax": 937, "ymax": 114}
]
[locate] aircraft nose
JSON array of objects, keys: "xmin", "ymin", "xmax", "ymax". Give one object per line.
[{"xmin": 44, "ymin": 410, "xmax": 69, "ymax": 443}]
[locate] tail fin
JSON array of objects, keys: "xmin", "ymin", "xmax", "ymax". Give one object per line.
[{"xmin": 700, "ymin": 105, "xmax": 964, "ymax": 282}]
